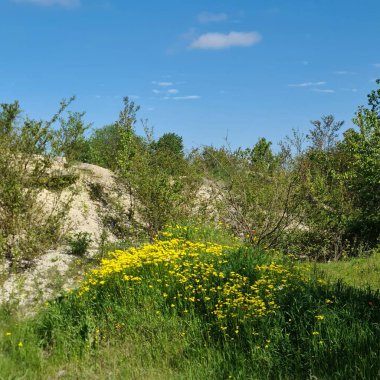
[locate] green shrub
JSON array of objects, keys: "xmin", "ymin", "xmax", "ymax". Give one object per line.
[
  {"xmin": 86, "ymin": 123, "xmax": 123, "ymax": 170},
  {"xmin": 66, "ymin": 232, "xmax": 92, "ymax": 256},
  {"xmin": 36, "ymin": 171, "xmax": 79, "ymax": 191},
  {"xmin": 196, "ymin": 139, "xmax": 300, "ymax": 249},
  {"xmin": 282, "ymin": 82, "xmax": 380, "ymax": 260},
  {"xmin": 52, "ymin": 111, "xmax": 91, "ymax": 163},
  {"xmin": 0, "ymin": 99, "xmax": 75, "ymax": 267},
  {"xmin": 115, "ymin": 97, "xmax": 200, "ymax": 239}
]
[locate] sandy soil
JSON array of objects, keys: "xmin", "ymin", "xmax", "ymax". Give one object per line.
[{"xmin": 0, "ymin": 161, "xmax": 133, "ymax": 311}]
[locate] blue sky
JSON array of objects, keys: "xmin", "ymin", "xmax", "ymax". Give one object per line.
[{"xmin": 1, "ymin": 0, "xmax": 379, "ymax": 149}]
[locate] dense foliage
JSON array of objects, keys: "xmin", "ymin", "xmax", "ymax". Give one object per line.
[
  {"xmin": 1, "ymin": 82, "xmax": 379, "ymax": 265},
  {"xmin": 0, "ymin": 98, "xmax": 80, "ymax": 265}
]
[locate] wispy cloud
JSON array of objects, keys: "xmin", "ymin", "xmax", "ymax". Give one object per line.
[
  {"xmin": 288, "ymin": 81, "xmax": 326, "ymax": 87},
  {"xmin": 152, "ymin": 88, "xmax": 179, "ymax": 95},
  {"xmin": 198, "ymin": 12, "xmax": 228, "ymax": 23},
  {"xmin": 12, "ymin": 0, "xmax": 80, "ymax": 7},
  {"xmin": 374, "ymin": 63, "xmax": 380, "ymax": 68},
  {"xmin": 172, "ymin": 95, "xmax": 200, "ymax": 100},
  {"xmin": 342, "ymin": 88, "xmax": 359, "ymax": 92},
  {"xmin": 313, "ymin": 88, "xmax": 335, "ymax": 93},
  {"xmin": 152, "ymin": 81, "xmax": 173, "ymax": 87},
  {"xmin": 190, "ymin": 31, "xmax": 262, "ymax": 50},
  {"xmin": 334, "ymin": 70, "xmax": 355, "ymax": 75}
]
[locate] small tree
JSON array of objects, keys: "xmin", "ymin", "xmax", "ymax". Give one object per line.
[
  {"xmin": 203, "ymin": 139, "xmax": 300, "ymax": 248},
  {"xmin": 114, "ymin": 98, "xmax": 198, "ymax": 239},
  {"xmin": 339, "ymin": 80, "xmax": 380, "ymax": 244},
  {"xmin": 87, "ymin": 123, "xmax": 121, "ymax": 170},
  {"xmin": 53, "ymin": 111, "xmax": 92, "ymax": 162},
  {"xmin": 153, "ymin": 132, "xmax": 187, "ymax": 175},
  {"xmin": 307, "ymin": 115, "xmax": 343, "ymax": 152}
]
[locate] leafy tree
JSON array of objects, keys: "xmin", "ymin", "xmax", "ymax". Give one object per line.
[
  {"xmin": 0, "ymin": 101, "xmax": 21, "ymax": 137},
  {"xmin": 307, "ymin": 115, "xmax": 344, "ymax": 151},
  {"xmin": 249, "ymin": 137, "xmax": 274, "ymax": 164},
  {"xmin": 155, "ymin": 132, "xmax": 184, "ymax": 157},
  {"xmin": 282, "ymin": 83, "xmax": 380, "ymax": 259},
  {"xmin": 116, "ymin": 97, "xmax": 141, "ymax": 175},
  {"xmin": 153, "ymin": 132, "xmax": 187, "ymax": 175},
  {"xmin": 53, "ymin": 111, "xmax": 92, "ymax": 162},
  {"xmin": 338, "ymin": 79, "xmax": 380, "ymax": 243},
  {"xmin": 114, "ymin": 98, "xmax": 197, "ymax": 238},
  {"xmin": 87, "ymin": 123, "xmax": 121, "ymax": 170}
]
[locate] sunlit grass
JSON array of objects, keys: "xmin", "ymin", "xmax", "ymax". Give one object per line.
[
  {"xmin": 0, "ymin": 224, "xmax": 379, "ymax": 379},
  {"xmin": 313, "ymin": 249, "xmax": 380, "ymax": 291}
]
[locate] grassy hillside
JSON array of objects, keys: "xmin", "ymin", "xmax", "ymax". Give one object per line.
[{"xmin": 1, "ymin": 224, "xmax": 379, "ymax": 379}]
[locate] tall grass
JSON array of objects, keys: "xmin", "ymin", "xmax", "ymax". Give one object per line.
[
  {"xmin": 314, "ymin": 249, "xmax": 380, "ymax": 290},
  {"xmin": 1, "ymin": 225, "xmax": 379, "ymax": 379}
]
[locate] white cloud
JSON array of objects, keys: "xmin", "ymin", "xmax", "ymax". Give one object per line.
[
  {"xmin": 152, "ymin": 81, "xmax": 173, "ymax": 87},
  {"xmin": 288, "ymin": 81, "xmax": 326, "ymax": 87},
  {"xmin": 190, "ymin": 31, "xmax": 262, "ymax": 50},
  {"xmin": 313, "ymin": 88, "xmax": 335, "ymax": 93},
  {"xmin": 374, "ymin": 63, "xmax": 380, "ymax": 68},
  {"xmin": 12, "ymin": 0, "xmax": 80, "ymax": 7},
  {"xmin": 173, "ymin": 95, "xmax": 200, "ymax": 100},
  {"xmin": 198, "ymin": 12, "xmax": 227, "ymax": 23},
  {"xmin": 153, "ymin": 88, "xmax": 178, "ymax": 95}
]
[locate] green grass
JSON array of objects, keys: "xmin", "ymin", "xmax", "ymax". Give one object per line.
[
  {"xmin": 313, "ymin": 249, "xmax": 380, "ymax": 291},
  {"xmin": 0, "ymin": 225, "xmax": 379, "ymax": 379}
]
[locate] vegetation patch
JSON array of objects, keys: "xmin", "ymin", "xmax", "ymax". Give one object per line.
[{"xmin": 1, "ymin": 225, "xmax": 379, "ymax": 379}]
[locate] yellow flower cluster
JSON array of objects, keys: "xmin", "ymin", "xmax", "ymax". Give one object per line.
[
  {"xmin": 78, "ymin": 238, "xmax": 226, "ymax": 295},
  {"xmin": 78, "ymin": 229, "xmax": 309, "ymax": 335},
  {"xmin": 212, "ymin": 263, "xmax": 306, "ymax": 327}
]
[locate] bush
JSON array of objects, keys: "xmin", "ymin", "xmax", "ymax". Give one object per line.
[
  {"xmin": 115, "ymin": 98, "xmax": 200, "ymax": 239},
  {"xmin": 85, "ymin": 123, "xmax": 122, "ymax": 170},
  {"xmin": 66, "ymin": 232, "xmax": 92, "ymax": 256},
  {"xmin": 196, "ymin": 139, "xmax": 301, "ymax": 249},
  {"xmin": 282, "ymin": 82, "xmax": 380, "ymax": 260},
  {"xmin": 52, "ymin": 110, "xmax": 91, "ymax": 163},
  {"xmin": 0, "ymin": 99, "xmax": 75, "ymax": 267}
]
